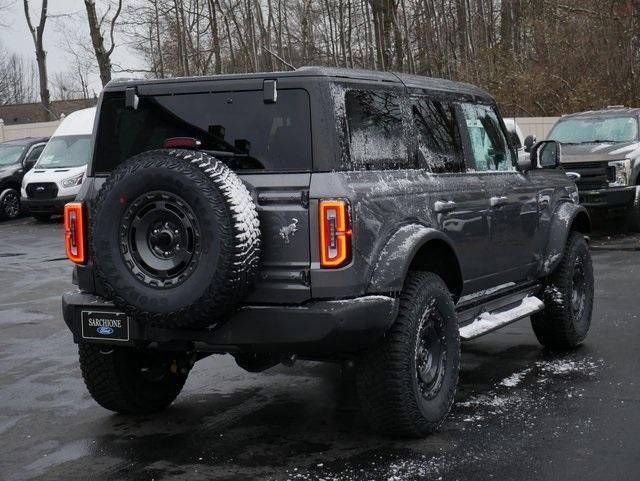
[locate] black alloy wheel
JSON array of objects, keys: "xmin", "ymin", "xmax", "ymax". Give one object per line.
[
  {"xmin": 415, "ymin": 308, "xmax": 447, "ymax": 401},
  {"xmin": 121, "ymin": 191, "xmax": 201, "ymax": 288},
  {"xmin": 1, "ymin": 189, "xmax": 20, "ymax": 219}
]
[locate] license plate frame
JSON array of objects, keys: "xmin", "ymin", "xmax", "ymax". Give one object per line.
[{"xmin": 81, "ymin": 310, "xmax": 130, "ymax": 342}]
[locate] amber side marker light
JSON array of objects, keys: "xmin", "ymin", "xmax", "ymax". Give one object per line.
[
  {"xmin": 64, "ymin": 202, "xmax": 86, "ymax": 264},
  {"xmin": 319, "ymin": 199, "xmax": 352, "ymax": 268}
]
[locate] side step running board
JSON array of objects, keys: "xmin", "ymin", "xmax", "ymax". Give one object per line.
[{"xmin": 459, "ymin": 296, "xmax": 545, "ymax": 341}]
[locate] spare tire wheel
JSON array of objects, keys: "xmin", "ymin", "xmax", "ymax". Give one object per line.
[{"xmin": 91, "ymin": 149, "xmax": 261, "ymax": 329}]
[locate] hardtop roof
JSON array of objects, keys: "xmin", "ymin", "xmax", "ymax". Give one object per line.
[{"xmin": 105, "ymin": 66, "xmax": 493, "ymax": 101}]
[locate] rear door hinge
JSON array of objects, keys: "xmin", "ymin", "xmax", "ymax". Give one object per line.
[{"xmin": 301, "ymin": 190, "xmax": 310, "ymax": 208}]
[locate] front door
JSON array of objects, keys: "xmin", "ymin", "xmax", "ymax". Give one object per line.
[
  {"xmin": 458, "ymin": 103, "xmax": 540, "ymax": 285},
  {"xmin": 412, "ymin": 96, "xmax": 492, "ymax": 294}
]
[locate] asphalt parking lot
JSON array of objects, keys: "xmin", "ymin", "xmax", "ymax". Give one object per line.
[{"xmin": 1, "ymin": 216, "xmax": 639, "ymax": 481}]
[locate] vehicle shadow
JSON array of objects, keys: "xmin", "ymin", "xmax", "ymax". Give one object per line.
[{"xmin": 67, "ymin": 334, "xmax": 602, "ymax": 481}]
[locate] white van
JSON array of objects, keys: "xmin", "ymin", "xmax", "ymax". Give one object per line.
[
  {"xmin": 21, "ymin": 107, "xmax": 96, "ymax": 221},
  {"xmin": 503, "ymin": 118, "xmax": 535, "ymax": 163}
]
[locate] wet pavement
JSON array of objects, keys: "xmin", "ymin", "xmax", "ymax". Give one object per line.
[{"xmin": 0, "ymin": 216, "xmax": 639, "ymax": 481}]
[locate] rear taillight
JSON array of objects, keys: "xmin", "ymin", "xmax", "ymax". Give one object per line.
[
  {"xmin": 319, "ymin": 199, "xmax": 352, "ymax": 268},
  {"xmin": 64, "ymin": 202, "xmax": 86, "ymax": 264}
]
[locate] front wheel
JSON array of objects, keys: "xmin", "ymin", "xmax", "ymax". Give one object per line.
[
  {"xmin": 626, "ymin": 187, "xmax": 640, "ymax": 232},
  {"xmin": 0, "ymin": 188, "xmax": 21, "ymax": 220},
  {"xmin": 78, "ymin": 344, "xmax": 192, "ymax": 414},
  {"xmin": 531, "ymin": 231, "xmax": 594, "ymax": 349},
  {"xmin": 356, "ymin": 272, "xmax": 460, "ymax": 438}
]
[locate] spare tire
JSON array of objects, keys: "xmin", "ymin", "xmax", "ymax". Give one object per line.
[{"xmin": 91, "ymin": 149, "xmax": 261, "ymax": 329}]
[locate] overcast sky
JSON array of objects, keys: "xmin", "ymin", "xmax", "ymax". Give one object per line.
[{"xmin": 0, "ymin": 0, "xmax": 142, "ymax": 97}]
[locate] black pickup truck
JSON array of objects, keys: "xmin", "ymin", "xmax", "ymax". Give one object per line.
[{"xmin": 61, "ymin": 67, "xmax": 594, "ymax": 437}]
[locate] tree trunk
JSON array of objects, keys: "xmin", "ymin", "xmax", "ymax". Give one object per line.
[
  {"xmin": 84, "ymin": 0, "xmax": 114, "ymax": 86},
  {"xmin": 23, "ymin": 0, "xmax": 51, "ymax": 120}
]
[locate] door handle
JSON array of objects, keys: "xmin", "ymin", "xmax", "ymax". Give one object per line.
[
  {"xmin": 434, "ymin": 200, "xmax": 457, "ymax": 213},
  {"xmin": 490, "ymin": 196, "xmax": 508, "ymax": 207}
]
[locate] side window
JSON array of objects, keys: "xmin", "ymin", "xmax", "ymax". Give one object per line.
[
  {"xmin": 345, "ymin": 90, "xmax": 408, "ymax": 169},
  {"xmin": 412, "ymin": 98, "xmax": 465, "ymax": 173},
  {"xmin": 460, "ymin": 103, "xmax": 513, "ymax": 171},
  {"xmin": 26, "ymin": 144, "xmax": 45, "ymax": 162}
]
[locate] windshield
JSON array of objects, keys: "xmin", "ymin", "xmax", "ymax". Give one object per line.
[
  {"xmin": 0, "ymin": 145, "xmax": 26, "ymax": 166},
  {"xmin": 548, "ymin": 116, "xmax": 639, "ymax": 144},
  {"xmin": 35, "ymin": 135, "xmax": 91, "ymax": 169}
]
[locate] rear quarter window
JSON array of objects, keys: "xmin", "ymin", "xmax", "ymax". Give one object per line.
[
  {"xmin": 345, "ymin": 90, "xmax": 409, "ymax": 170},
  {"xmin": 93, "ymin": 89, "xmax": 312, "ymax": 173}
]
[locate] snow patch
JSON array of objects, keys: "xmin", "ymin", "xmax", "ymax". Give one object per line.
[
  {"xmin": 500, "ymin": 368, "xmax": 531, "ymax": 387},
  {"xmin": 536, "ymin": 359, "xmax": 600, "ymax": 375},
  {"xmin": 460, "ymin": 296, "xmax": 544, "ymax": 339},
  {"xmin": 543, "ymin": 253, "xmax": 561, "ymax": 272}
]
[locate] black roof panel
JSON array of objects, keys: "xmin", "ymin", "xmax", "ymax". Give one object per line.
[{"xmin": 106, "ymin": 66, "xmax": 493, "ymax": 100}]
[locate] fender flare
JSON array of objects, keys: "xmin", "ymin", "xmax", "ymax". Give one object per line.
[
  {"xmin": 367, "ymin": 224, "xmax": 462, "ymax": 295},
  {"xmin": 540, "ymin": 202, "xmax": 591, "ymax": 276}
]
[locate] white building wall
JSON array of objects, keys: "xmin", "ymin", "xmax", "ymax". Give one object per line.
[
  {"xmin": 0, "ymin": 119, "xmax": 62, "ymax": 143},
  {"xmin": 512, "ymin": 116, "xmax": 561, "ymax": 140}
]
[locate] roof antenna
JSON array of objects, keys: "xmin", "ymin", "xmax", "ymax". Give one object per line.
[{"xmin": 262, "ymin": 46, "xmax": 296, "ymax": 71}]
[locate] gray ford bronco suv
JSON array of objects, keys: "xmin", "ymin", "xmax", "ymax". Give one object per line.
[{"xmin": 62, "ymin": 67, "xmax": 594, "ymax": 438}]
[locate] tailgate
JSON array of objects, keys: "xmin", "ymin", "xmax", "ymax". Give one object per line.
[{"xmin": 240, "ymin": 173, "xmax": 311, "ymax": 304}]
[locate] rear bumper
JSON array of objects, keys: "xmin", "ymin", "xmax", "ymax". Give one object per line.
[
  {"xmin": 62, "ymin": 291, "xmax": 399, "ymax": 355},
  {"xmin": 578, "ymin": 186, "xmax": 636, "ymax": 210},
  {"xmin": 22, "ymin": 194, "xmax": 76, "ymax": 214}
]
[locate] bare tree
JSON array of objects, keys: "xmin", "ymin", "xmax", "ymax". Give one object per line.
[
  {"xmin": 115, "ymin": 0, "xmax": 640, "ymax": 117},
  {"xmin": 23, "ymin": 0, "xmax": 52, "ymax": 120},
  {"xmin": 0, "ymin": 44, "xmax": 37, "ymax": 105},
  {"xmin": 84, "ymin": 0, "xmax": 123, "ymax": 86},
  {"xmin": 0, "ymin": 0, "xmax": 15, "ymax": 27}
]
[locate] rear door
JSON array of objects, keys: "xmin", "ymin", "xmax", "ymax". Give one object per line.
[
  {"xmin": 458, "ymin": 103, "xmax": 540, "ymax": 284},
  {"xmin": 412, "ymin": 96, "xmax": 492, "ymax": 294}
]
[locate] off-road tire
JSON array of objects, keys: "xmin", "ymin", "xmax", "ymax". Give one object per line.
[
  {"xmin": 531, "ymin": 231, "xmax": 594, "ymax": 349},
  {"xmin": 356, "ymin": 272, "xmax": 460, "ymax": 438},
  {"xmin": 91, "ymin": 149, "xmax": 261, "ymax": 329},
  {"xmin": 78, "ymin": 343, "xmax": 190, "ymax": 414},
  {"xmin": 0, "ymin": 188, "xmax": 20, "ymax": 220},
  {"xmin": 32, "ymin": 213, "xmax": 51, "ymax": 222}
]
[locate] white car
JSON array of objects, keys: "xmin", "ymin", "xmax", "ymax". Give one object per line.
[
  {"xmin": 503, "ymin": 118, "xmax": 535, "ymax": 163},
  {"xmin": 21, "ymin": 107, "xmax": 96, "ymax": 221}
]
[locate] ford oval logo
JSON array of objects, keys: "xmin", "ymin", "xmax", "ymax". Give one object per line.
[{"xmin": 97, "ymin": 326, "xmax": 114, "ymax": 335}]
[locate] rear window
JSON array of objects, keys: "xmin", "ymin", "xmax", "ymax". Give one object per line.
[{"xmin": 93, "ymin": 89, "xmax": 312, "ymax": 173}]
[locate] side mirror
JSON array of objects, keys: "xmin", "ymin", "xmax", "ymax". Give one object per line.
[
  {"xmin": 23, "ymin": 157, "xmax": 37, "ymax": 171},
  {"xmin": 524, "ymin": 135, "xmax": 536, "ymax": 153},
  {"xmin": 531, "ymin": 140, "xmax": 561, "ymax": 169}
]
